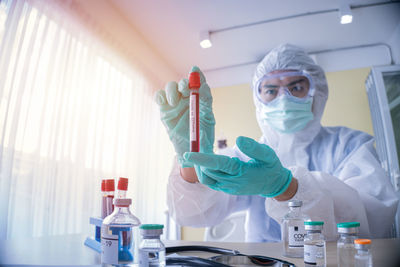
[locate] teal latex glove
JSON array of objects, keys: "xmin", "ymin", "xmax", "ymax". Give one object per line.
[
  {"xmin": 183, "ymin": 136, "xmax": 292, "ymax": 197},
  {"xmin": 154, "ymin": 66, "xmax": 215, "ymax": 167}
]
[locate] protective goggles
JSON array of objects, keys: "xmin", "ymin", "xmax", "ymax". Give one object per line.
[{"xmin": 255, "ymin": 71, "xmax": 315, "ymax": 105}]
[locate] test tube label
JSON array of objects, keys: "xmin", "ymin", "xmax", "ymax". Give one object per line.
[{"xmin": 190, "ymin": 94, "xmax": 197, "ymax": 141}]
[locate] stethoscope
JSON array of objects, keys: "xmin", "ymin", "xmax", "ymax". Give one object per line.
[{"xmin": 165, "ymin": 245, "xmax": 296, "ymax": 266}]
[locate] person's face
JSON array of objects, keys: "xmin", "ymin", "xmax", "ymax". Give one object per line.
[{"xmin": 258, "ymin": 70, "xmax": 311, "ymax": 103}]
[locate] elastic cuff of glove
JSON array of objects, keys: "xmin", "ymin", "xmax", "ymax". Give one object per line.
[
  {"xmin": 260, "ymin": 171, "xmax": 293, "ymax": 198},
  {"xmin": 178, "ymin": 156, "xmax": 194, "ymax": 168}
]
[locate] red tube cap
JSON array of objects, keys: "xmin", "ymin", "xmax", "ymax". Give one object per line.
[
  {"xmin": 118, "ymin": 177, "xmax": 129, "ymax": 191},
  {"xmin": 189, "ymin": 72, "xmax": 200, "ymax": 89},
  {"xmin": 105, "ymin": 179, "xmax": 115, "ymax": 191}
]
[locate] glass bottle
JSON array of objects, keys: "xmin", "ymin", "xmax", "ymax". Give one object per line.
[
  {"xmin": 304, "ymin": 221, "xmax": 326, "ymax": 267},
  {"xmin": 101, "ymin": 198, "xmax": 141, "ymax": 267},
  {"xmin": 138, "ymin": 224, "xmax": 166, "ymax": 267},
  {"xmin": 354, "ymin": 239, "xmax": 373, "ymax": 267},
  {"xmin": 281, "ymin": 200, "xmax": 310, "ymax": 257},
  {"xmin": 337, "ymin": 222, "xmax": 360, "ymax": 267}
]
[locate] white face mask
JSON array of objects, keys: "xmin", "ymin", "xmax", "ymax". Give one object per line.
[{"xmin": 260, "ymin": 95, "xmax": 314, "ymax": 134}]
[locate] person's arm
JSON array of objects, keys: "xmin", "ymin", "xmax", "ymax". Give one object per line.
[
  {"xmin": 168, "ymin": 158, "xmax": 250, "ymax": 227},
  {"xmin": 180, "ymin": 167, "xmax": 198, "ymax": 183},
  {"xmin": 273, "ymin": 177, "xmax": 298, "ymax": 201}
]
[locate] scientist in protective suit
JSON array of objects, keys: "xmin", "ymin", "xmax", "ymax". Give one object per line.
[{"xmin": 155, "ymin": 43, "xmax": 399, "ymax": 242}]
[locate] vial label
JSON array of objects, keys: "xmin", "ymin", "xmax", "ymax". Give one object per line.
[
  {"xmin": 139, "ymin": 250, "xmax": 149, "ymax": 266},
  {"xmin": 101, "ymin": 230, "xmax": 119, "ymax": 264},
  {"xmin": 288, "ymin": 225, "xmax": 305, "ymax": 247},
  {"xmin": 304, "ymin": 244, "xmax": 317, "ymax": 265},
  {"xmin": 139, "ymin": 250, "xmax": 165, "ymax": 266},
  {"xmin": 189, "ymin": 94, "xmax": 197, "ymax": 141}
]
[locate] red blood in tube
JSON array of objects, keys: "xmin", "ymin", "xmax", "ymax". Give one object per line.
[
  {"xmin": 105, "ymin": 179, "xmax": 115, "ymax": 214},
  {"xmin": 101, "ymin": 179, "xmax": 107, "ymax": 218}
]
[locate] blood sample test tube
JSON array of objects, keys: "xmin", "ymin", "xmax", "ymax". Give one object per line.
[
  {"xmin": 117, "ymin": 177, "xmax": 129, "ymax": 198},
  {"xmin": 105, "ymin": 179, "xmax": 115, "ymax": 216},
  {"xmin": 189, "ymin": 66, "xmax": 201, "ymax": 152},
  {"xmin": 101, "ymin": 179, "xmax": 107, "ymax": 219}
]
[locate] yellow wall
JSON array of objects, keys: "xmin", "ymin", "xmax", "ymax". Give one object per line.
[
  {"xmin": 322, "ymin": 68, "xmax": 373, "ymax": 135},
  {"xmin": 213, "ymin": 83, "xmax": 261, "ymax": 147},
  {"xmin": 181, "ymin": 67, "xmax": 373, "ymax": 241}
]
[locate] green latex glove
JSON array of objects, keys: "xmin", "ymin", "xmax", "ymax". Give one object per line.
[
  {"xmin": 183, "ymin": 136, "xmax": 292, "ymax": 197},
  {"xmin": 155, "ymin": 66, "xmax": 215, "ymax": 167}
]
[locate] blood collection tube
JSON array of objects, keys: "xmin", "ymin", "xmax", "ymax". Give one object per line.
[
  {"xmin": 101, "ymin": 179, "xmax": 107, "ymax": 219},
  {"xmin": 189, "ymin": 66, "xmax": 201, "ymax": 152},
  {"xmin": 117, "ymin": 177, "xmax": 129, "ymax": 198},
  {"xmin": 105, "ymin": 179, "xmax": 115, "ymax": 216},
  {"xmin": 95, "ymin": 179, "xmax": 107, "ymax": 241}
]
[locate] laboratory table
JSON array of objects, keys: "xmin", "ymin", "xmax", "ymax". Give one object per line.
[{"xmin": 0, "ymin": 234, "xmax": 399, "ymax": 266}]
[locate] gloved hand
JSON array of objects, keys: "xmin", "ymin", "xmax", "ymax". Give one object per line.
[
  {"xmin": 155, "ymin": 66, "xmax": 215, "ymax": 168},
  {"xmin": 183, "ymin": 136, "xmax": 292, "ymax": 197}
]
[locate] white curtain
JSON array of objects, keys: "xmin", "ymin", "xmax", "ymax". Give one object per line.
[{"xmin": 0, "ymin": 0, "xmax": 175, "ymax": 239}]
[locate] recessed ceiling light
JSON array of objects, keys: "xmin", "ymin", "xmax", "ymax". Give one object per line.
[
  {"xmin": 339, "ymin": 2, "xmax": 353, "ymax": 24},
  {"xmin": 199, "ymin": 31, "xmax": 212, "ymax": 49}
]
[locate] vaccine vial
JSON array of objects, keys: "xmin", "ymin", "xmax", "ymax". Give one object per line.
[
  {"xmin": 304, "ymin": 221, "xmax": 326, "ymax": 267},
  {"xmin": 354, "ymin": 239, "xmax": 373, "ymax": 267},
  {"xmin": 138, "ymin": 224, "xmax": 166, "ymax": 267},
  {"xmin": 337, "ymin": 222, "xmax": 360, "ymax": 267},
  {"xmin": 101, "ymin": 198, "xmax": 141, "ymax": 267},
  {"xmin": 281, "ymin": 200, "xmax": 310, "ymax": 257}
]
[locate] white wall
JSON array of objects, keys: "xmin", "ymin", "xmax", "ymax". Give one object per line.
[{"xmin": 205, "ymin": 42, "xmax": 398, "ymax": 89}]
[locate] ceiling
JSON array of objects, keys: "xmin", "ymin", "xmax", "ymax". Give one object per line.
[{"xmin": 110, "ymin": 0, "xmax": 400, "ymax": 87}]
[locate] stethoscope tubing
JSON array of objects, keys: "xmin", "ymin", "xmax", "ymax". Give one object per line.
[
  {"xmin": 165, "ymin": 245, "xmax": 296, "ymax": 266},
  {"xmin": 166, "ymin": 245, "xmax": 240, "ymax": 255}
]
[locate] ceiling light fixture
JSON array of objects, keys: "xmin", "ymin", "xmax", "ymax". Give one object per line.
[
  {"xmin": 199, "ymin": 31, "xmax": 212, "ymax": 49},
  {"xmin": 339, "ymin": 2, "xmax": 353, "ymax": 24}
]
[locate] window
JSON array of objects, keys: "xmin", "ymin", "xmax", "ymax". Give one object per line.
[{"xmin": 0, "ymin": 0, "xmax": 174, "ymax": 239}]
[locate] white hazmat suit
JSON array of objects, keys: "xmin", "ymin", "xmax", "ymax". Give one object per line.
[{"xmin": 167, "ymin": 44, "xmax": 399, "ymax": 242}]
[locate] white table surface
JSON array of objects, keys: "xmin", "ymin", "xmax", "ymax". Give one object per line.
[{"xmin": 0, "ymin": 234, "xmax": 399, "ymax": 266}]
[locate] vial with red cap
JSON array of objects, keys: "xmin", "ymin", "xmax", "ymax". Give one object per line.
[
  {"xmin": 117, "ymin": 177, "xmax": 129, "ymax": 199},
  {"xmin": 101, "ymin": 198, "xmax": 141, "ymax": 266}
]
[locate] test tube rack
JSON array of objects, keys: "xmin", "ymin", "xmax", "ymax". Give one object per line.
[{"xmin": 84, "ymin": 217, "xmax": 103, "ymax": 253}]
